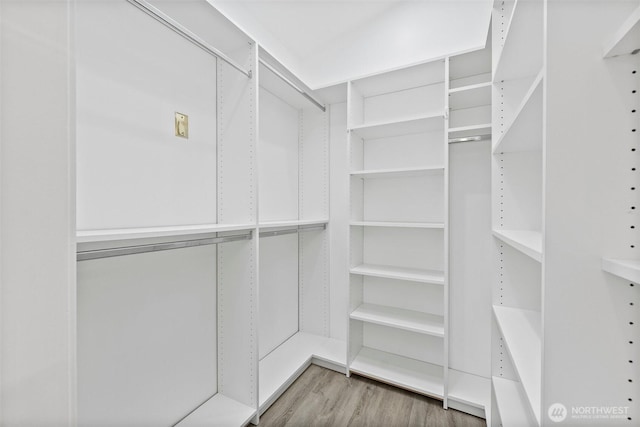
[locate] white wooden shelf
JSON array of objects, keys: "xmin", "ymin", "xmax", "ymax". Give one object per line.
[
  {"xmin": 449, "ymin": 82, "xmax": 491, "ymax": 111},
  {"xmin": 350, "ymin": 166, "xmax": 444, "ymax": 179},
  {"xmin": 175, "ymin": 393, "xmax": 255, "ymax": 427},
  {"xmin": 76, "ymin": 223, "xmax": 256, "ymax": 244},
  {"xmin": 602, "ymin": 258, "xmax": 640, "ymax": 284},
  {"xmin": 492, "ymin": 376, "xmax": 538, "ymax": 427},
  {"xmin": 493, "ymin": 305, "xmax": 541, "ymax": 425},
  {"xmin": 448, "ymin": 369, "xmax": 490, "ymax": 411},
  {"xmin": 350, "ymin": 347, "xmax": 444, "ymax": 399},
  {"xmin": 603, "ymin": 4, "xmax": 640, "ymax": 58},
  {"xmin": 350, "ymin": 303, "xmax": 444, "ymax": 337},
  {"xmin": 259, "ymin": 219, "xmax": 328, "ymax": 229},
  {"xmin": 350, "ymin": 263, "xmax": 444, "ymax": 285},
  {"xmin": 350, "ymin": 221, "xmax": 444, "ymax": 229},
  {"xmin": 448, "ymin": 123, "xmax": 492, "ymax": 140},
  {"xmin": 350, "ymin": 114, "xmax": 444, "ymax": 140},
  {"xmin": 259, "ymin": 332, "xmax": 346, "ymax": 411},
  {"xmin": 493, "ymin": 0, "xmax": 543, "ymax": 82},
  {"xmin": 492, "ymin": 229, "xmax": 542, "ymax": 263},
  {"xmin": 493, "ymin": 71, "xmax": 543, "ymax": 154}
]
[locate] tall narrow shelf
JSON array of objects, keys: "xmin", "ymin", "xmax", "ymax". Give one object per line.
[
  {"xmin": 491, "ymin": 1, "xmax": 545, "ymax": 425},
  {"xmin": 347, "ymin": 58, "xmax": 448, "ymax": 407}
]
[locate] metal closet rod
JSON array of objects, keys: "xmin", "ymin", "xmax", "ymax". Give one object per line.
[
  {"xmin": 126, "ymin": 0, "xmax": 252, "ymax": 79},
  {"xmin": 448, "ymin": 134, "xmax": 491, "ymax": 144},
  {"xmin": 259, "ymin": 59, "xmax": 326, "ymax": 112},
  {"xmin": 259, "ymin": 224, "xmax": 327, "ymax": 238},
  {"xmin": 77, "ymin": 231, "xmax": 252, "ymax": 261}
]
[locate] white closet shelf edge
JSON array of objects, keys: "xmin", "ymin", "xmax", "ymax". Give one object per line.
[
  {"xmin": 350, "ymin": 347, "xmax": 444, "ymax": 399},
  {"xmin": 603, "ymin": 4, "xmax": 640, "ymax": 58},
  {"xmin": 350, "ymin": 303, "xmax": 445, "ymax": 337},
  {"xmin": 492, "ymin": 229, "xmax": 542, "ymax": 262},
  {"xmin": 76, "ymin": 223, "xmax": 256, "ymax": 244},
  {"xmin": 602, "ymin": 258, "xmax": 640, "ymax": 284},
  {"xmin": 349, "ymin": 263, "xmax": 445, "ymax": 285},
  {"xmin": 174, "ymin": 393, "xmax": 256, "ymax": 427},
  {"xmin": 492, "ymin": 376, "xmax": 538, "ymax": 427},
  {"xmin": 492, "ymin": 305, "xmax": 542, "ymax": 425}
]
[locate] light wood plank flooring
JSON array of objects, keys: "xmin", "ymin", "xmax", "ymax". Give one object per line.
[{"xmin": 259, "ymin": 365, "xmax": 487, "ymax": 427}]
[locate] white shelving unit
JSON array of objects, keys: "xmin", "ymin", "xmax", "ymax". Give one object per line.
[
  {"xmin": 447, "ymin": 41, "xmax": 493, "ymax": 419},
  {"xmin": 256, "ymin": 50, "xmax": 345, "ymax": 420},
  {"xmin": 347, "ymin": 58, "xmax": 448, "ymax": 405},
  {"xmin": 75, "ymin": 2, "xmax": 259, "ymax": 426},
  {"xmin": 491, "ymin": 0, "xmax": 544, "ymax": 424},
  {"xmin": 603, "ymin": 258, "xmax": 640, "ymax": 284}
]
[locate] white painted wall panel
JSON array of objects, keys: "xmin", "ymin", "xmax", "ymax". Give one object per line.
[
  {"xmin": 76, "ymin": 1, "xmax": 218, "ymax": 230},
  {"xmin": 363, "ymin": 228, "xmax": 444, "ymax": 272},
  {"xmin": 363, "ymin": 132, "xmax": 444, "ymax": 170},
  {"xmin": 258, "ymin": 234, "xmax": 298, "ymax": 359},
  {"xmin": 258, "ymin": 88, "xmax": 299, "ymax": 222},
  {"xmin": 77, "ymin": 246, "xmax": 217, "ymax": 426},
  {"xmin": 363, "ymin": 323, "xmax": 443, "ymax": 366}
]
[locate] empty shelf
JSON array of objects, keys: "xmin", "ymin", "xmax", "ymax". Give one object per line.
[
  {"xmin": 350, "ymin": 303, "xmax": 444, "ymax": 337},
  {"xmin": 602, "ymin": 258, "xmax": 640, "ymax": 284},
  {"xmin": 448, "ymin": 369, "xmax": 490, "ymax": 411},
  {"xmin": 350, "ymin": 221, "xmax": 444, "ymax": 229},
  {"xmin": 259, "ymin": 332, "xmax": 346, "ymax": 411},
  {"xmin": 492, "ymin": 229, "xmax": 542, "ymax": 262},
  {"xmin": 77, "ymin": 223, "xmax": 255, "ymax": 244},
  {"xmin": 493, "ymin": 71, "xmax": 543, "ymax": 154},
  {"xmin": 493, "ymin": 306, "xmax": 541, "ymax": 425},
  {"xmin": 259, "ymin": 219, "xmax": 328, "ymax": 229},
  {"xmin": 448, "ymin": 123, "xmax": 492, "ymax": 140},
  {"xmin": 175, "ymin": 393, "xmax": 255, "ymax": 427},
  {"xmin": 449, "ymin": 82, "xmax": 491, "ymax": 110},
  {"xmin": 350, "ymin": 347, "xmax": 444, "ymax": 398},
  {"xmin": 350, "ymin": 264, "xmax": 444, "ymax": 285},
  {"xmin": 350, "ymin": 167, "xmax": 444, "ymax": 179},
  {"xmin": 350, "ymin": 115, "xmax": 443, "ymax": 140},
  {"xmin": 603, "ymin": 4, "xmax": 640, "ymax": 58},
  {"xmin": 492, "ymin": 376, "xmax": 538, "ymax": 427}
]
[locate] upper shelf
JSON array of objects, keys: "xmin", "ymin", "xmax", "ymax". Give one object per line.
[
  {"xmin": 493, "ymin": 229, "xmax": 542, "ymax": 262},
  {"xmin": 77, "ymin": 222, "xmax": 255, "ymax": 244},
  {"xmin": 602, "ymin": 258, "xmax": 640, "ymax": 284},
  {"xmin": 259, "ymin": 219, "xmax": 328, "ymax": 230},
  {"xmin": 350, "ymin": 114, "xmax": 443, "ymax": 140},
  {"xmin": 350, "ymin": 221, "xmax": 444, "ymax": 229},
  {"xmin": 493, "ymin": 0, "xmax": 543, "ymax": 82},
  {"xmin": 350, "ymin": 263, "xmax": 444, "ymax": 285},
  {"xmin": 350, "ymin": 166, "xmax": 444, "ymax": 179},
  {"xmin": 350, "ymin": 303, "xmax": 445, "ymax": 337},
  {"xmin": 493, "ymin": 305, "xmax": 542, "ymax": 425},
  {"xmin": 449, "ymin": 82, "xmax": 491, "ymax": 111},
  {"xmin": 493, "ymin": 71, "xmax": 543, "ymax": 154},
  {"xmin": 603, "ymin": 4, "xmax": 640, "ymax": 58}
]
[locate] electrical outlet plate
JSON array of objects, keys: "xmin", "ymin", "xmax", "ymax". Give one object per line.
[{"xmin": 175, "ymin": 112, "xmax": 189, "ymax": 138}]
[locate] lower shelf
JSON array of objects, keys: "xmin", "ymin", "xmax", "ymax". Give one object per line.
[
  {"xmin": 349, "ymin": 347, "xmax": 444, "ymax": 399},
  {"xmin": 175, "ymin": 393, "xmax": 255, "ymax": 427},
  {"xmin": 259, "ymin": 332, "xmax": 346, "ymax": 412},
  {"xmin": 492, "ymin": 376, "xmax": 537, "ymax": 427}
]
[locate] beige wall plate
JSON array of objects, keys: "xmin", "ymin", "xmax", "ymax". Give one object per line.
[{"xmin": 175, "ymin": 112, "xmax": 188, "ymax": 138}]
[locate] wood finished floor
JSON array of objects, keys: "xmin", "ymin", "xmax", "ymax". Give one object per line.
[{"xmin": 258, "ymin": 365, "xmax": 487, "ymax": 427}]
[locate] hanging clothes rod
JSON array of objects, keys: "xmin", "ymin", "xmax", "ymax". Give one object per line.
[
  {"xmin": 77, "ymin": 231, "xmax": 252, "ymax": 261},
  {"xmin": 448, "ymin": 134, "xmax": 492, "ymax": 144},
  {"xmin": 259, "ymin": 59, "xmax": 326, "ymax": 112},
  {"xmin": 259, "ymin": 224, "xmax": 327, "ymax": 238},
  {"xmin": 126, "ymin": 0, "xmax": 252, "ymax": 79}
]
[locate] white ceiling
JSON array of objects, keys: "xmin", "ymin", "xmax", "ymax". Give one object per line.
[{"xmin": 211, "ymin": 0, "xmax": 493, "ymax": 88}]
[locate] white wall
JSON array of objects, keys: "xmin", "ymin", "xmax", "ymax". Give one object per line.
[{"xmin": 0, "ymin": 0, "xmax": 76, "ymax": 424}]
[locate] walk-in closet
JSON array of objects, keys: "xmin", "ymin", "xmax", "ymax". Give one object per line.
[{"xmin": 0, "ymin": 0, "xmax": 638, "ymax": 426}]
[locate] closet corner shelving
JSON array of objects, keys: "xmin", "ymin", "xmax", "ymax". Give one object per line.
[
  {"xmin": 256, "ymin": 48, "xmax": 345, "ymax": 418},
  {"xmin": 490, "ymin": 0, "xmax": 544, "ymax": 425},
  {"xmin": 347, "ymin": 58, "xmax": 449, "ymax": 403}
]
